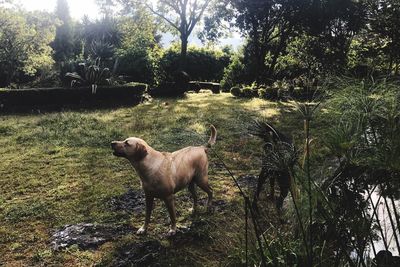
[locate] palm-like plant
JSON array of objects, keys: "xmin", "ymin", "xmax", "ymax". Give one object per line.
[{"xmin": 65, "ymin": 58, "xmax": 110, "ymax": 94}]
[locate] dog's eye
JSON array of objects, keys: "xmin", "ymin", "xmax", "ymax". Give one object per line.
[{"xmin": 124, "ymin": 141, "xmax": 129, "ymax": 146}]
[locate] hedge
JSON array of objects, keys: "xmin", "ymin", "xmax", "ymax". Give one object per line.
[{"xmin": 0, "ymin": 84, "xmax": 147, "ymax": 111}]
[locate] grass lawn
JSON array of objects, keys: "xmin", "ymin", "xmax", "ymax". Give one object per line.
[{"xmin": 0, "ymin": 92, "xmax": 322, "ymax": 266}]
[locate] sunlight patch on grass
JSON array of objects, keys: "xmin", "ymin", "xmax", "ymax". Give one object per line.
[{"xmin": 188, "ymin": 122, "xmax": 206, "ymax": 134}]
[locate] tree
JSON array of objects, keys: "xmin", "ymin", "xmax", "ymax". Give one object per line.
[
  {"xmin": 206, "ymin": 0, "xmax": 302, "ymax": 82},
  {"xmin": 52, "ymin": 0, "xmax": 74, "ymax": 63},
  {"xmin": 142, "ymin": 0, "xmax": 212, "ymax": 70},
  {"xmin": 117, "ymin": 4, "xmax": 162, "ymax": 84},
  {"xmin": 0, "ymin": 8, "xmax": 56, "ymax": 86},
  {"xmin": 300, "ymin": 0, "xmax": 365, "ymax": 72},
  {"xmin": 96, "ymin": 0, "xmax": 116, "ymax": 18},
  {"xmin": 366, "ymin": 0, "xmax": 400, "ymax": 75}
]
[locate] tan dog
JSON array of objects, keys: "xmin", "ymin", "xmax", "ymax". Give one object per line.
[{"xmin": 111, "ymin": 125, "xmax": 217, "ymax": 236}]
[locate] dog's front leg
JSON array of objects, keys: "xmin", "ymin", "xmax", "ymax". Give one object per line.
[
  {"xmin": 164, "ymin": 195, "xmax": 177, "ymax": 236},
  {"xmin": 137, "ymin": 194, "xmax": 154, "ymax": 235}
]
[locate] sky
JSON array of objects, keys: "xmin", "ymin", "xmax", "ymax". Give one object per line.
[
  {"xmin": 20, "ymin": 0, "xmax": 101, "ymax": 19},
  {"xmin": 18, "ymin": 0, "xmax": 243, "ymax": 48}
]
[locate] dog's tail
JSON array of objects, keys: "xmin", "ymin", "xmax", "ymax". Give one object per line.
[{"xmin": 207, "ymin": 125, "xmax": 217, "ymax": 148}]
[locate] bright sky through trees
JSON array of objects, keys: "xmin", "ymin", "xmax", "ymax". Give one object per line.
[
  {"xmin": 21, "ymin": 0, "xmax": 100, "ymax": 19},
  {"xmin": 18, "ymin": 0, "xmax": 242, "ymax": 47}
]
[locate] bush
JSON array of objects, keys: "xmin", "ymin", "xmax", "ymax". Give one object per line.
[
  {"xmin": 241, "ymin": 87, "xmax": 257, "ymax": 98},
  {"xmin": 0, "ymin": 84, "xmax": 147, "ymax": 111},
  {"xmin": 221, "ymin": 54, "xmax": 246, "ymax": 91},
  {"xmin": 230, "ymin": 86, "xmax": 242, "ymax": 97},
  {"xmin": 117, "ymin": 48, "xmax": 159, "ymax": 85},
  {"xmin": 158, "ymin": 44, "xmax": 231, "ymax": 85},
  {"xmin": 265, "ymin": 86, "xmax": 279, "ymax": 100},
  {"xmin": 149, "ymin": 71, "xmax": 190, "ymax": 97},
  {"xmin": 258, "ymin": 88, "xmax": 267, "ymax": 99}
]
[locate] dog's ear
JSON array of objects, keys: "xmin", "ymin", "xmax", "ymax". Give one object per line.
[{"xmin": 133, "ymin": 143, "xmax": 148, "ymax": 161}]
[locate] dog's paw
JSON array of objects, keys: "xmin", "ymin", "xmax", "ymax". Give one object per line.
[{"xmin": 136, "ymin": 227, "xmax": 147, "ymax": 235}]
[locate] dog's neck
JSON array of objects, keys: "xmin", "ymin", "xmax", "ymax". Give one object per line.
[{"xmin": 129, "ymin": 147, "xmax": 165, "ymax": 182}]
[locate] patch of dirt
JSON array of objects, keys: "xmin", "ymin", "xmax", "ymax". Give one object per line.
[
  {"xmin": 177, "ymin": 193, "xmax": 230, "ymax": 212},
  {"xmin": 50, "ymin": 223, "xmax": 134, "ymax": 250},
  {"xmin": 107, "ymin": 188, "xmax": 145, "ymax": 215},
  {"xmin": 169, "ymin": 219, "xmax": 214, "ymax": 246}
]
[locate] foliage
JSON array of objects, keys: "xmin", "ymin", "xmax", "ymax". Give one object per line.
[
  {"xmin": 142, "ymin": 0, "xmax": 212, "ymax": 70},
  {"xmin": 116, "ymin": 7, "xmax": 161, "ymax": 84},
  {"xmin": 326, "ymin": 78, "xmax": 400, "ymax": 171},
  {"xmin": 158, "ymin": 44, "xmax": 231, "ymax": 84},
  {"xmin": 0, "ymin": 8, "xmax": 56, "ymax": 87},
  {"xmin": 240, "ymin": 87, "xmax": 257, "ymax": 98},
  {"xmin": 366, "ymin": 0, "xmax": 400, "ymax": 75},
  {"xmin": 205, "ymin": 0, "xmax": 304, "ymax": 82},
  {"xmin": 230, "ymin": 86, "xmax": 242, "ymax": 97},
  {"xmin": 51, "ymin": 0, "xmax": 74, "ymax": 63},
  {"xmin": 220, "ymin": 52, "xmax": 246, "ymax": 90},
  {"xmin": 74, "ymin": 16, "xmax": 122, "ymax": 66},
  {"xmin": 65, "ymin": 58, "xmax": 111, "ymax": 93},
  {"xmin": 300, "ymin": 0, "xmax": 365, "ymax": 72}
]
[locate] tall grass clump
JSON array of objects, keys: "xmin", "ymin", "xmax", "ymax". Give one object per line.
[{"xmin": 240, "ymin": 78, "xmax": 400, "ymax": 266}]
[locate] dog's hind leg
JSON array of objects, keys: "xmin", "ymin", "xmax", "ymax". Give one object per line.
[
  {"xmin": 188, "ymin": 181, "xmax": 198, "ymax": 214},
  {"xmin": 196, "ymin": 176, "xmax": 213, "ymax": 212}
]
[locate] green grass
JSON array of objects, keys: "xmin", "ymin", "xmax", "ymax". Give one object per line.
[{"xmin": 0, "ymin": 92, "xmax": 314, "ymax": 266}]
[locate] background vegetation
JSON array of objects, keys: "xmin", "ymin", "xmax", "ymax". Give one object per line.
[{"xmin": 1, "ymin": 0, "xmax": 399, "ymax": 91}]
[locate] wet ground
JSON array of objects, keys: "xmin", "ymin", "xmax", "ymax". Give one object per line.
[
  {"xmin": 51, "ymin": 223, "xmax": 134, "ymax": 250},
  {"xmin": 51, "ymin": 187, "xmax": 231, "ymax": 257}
]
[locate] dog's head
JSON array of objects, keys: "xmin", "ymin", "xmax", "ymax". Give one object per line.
[{"xmin": 111, "ymin": 138, "xmax": 148, "ymax": 161}]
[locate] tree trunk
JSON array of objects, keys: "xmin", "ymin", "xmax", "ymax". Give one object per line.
[
  {"xmin": 180, "ymin": 35, "xmax": 188, "ymax": 71},
  {"xmin": 268, "ymin": 30, "xmax": 289, "ymax": 79},
  {"xmin": 6, "ymin": 63, "xmax": 15, "ymax": 87}
]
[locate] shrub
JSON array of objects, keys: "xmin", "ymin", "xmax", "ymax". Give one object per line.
[
  {"xmin": 158, "ymin": 44, "xmax": 231, "ymax": 85},
  {"xmin": 258, "ymin": 88, "xmax": 268, "ymax": 99},
  {"xmin": 149, "ymin": 70, "xmax": 191, "ymax": 97},
  {"xmin": 65, "ymin": 58, "xmax": 110, "ymax": 94},
  {"xmin": 221, "ymin": 54, "xmax": 246, "ymax": 91},
  {"xmin": 117, "ymin": 47, "xmax": 160, "ymax": 85},
  {"xmin": 230, "ymin": 86, "xmax": 242, "ymax": 97},
  {"xmin": 241, "ymin": 87, "xmax": 257, "ymax": 98},
  {"xmin": 265, "ymin": 86, "xmax": 279, "ymax": 100}
]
